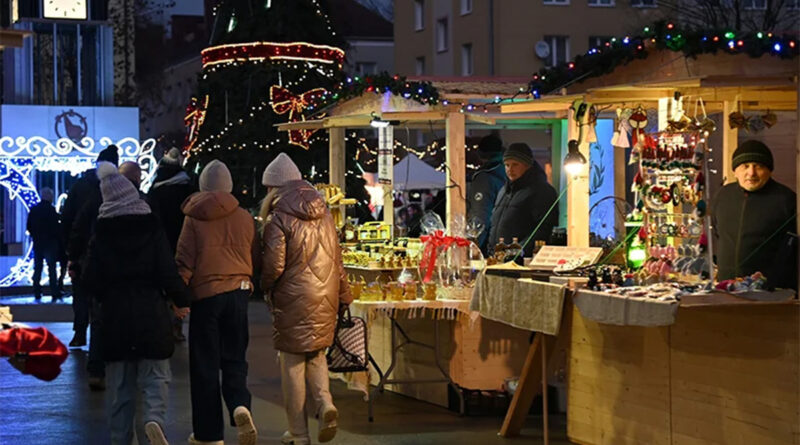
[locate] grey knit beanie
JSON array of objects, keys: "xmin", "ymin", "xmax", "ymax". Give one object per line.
[
  {"xmin": 160, "ymin": 147, "xmax": 184, "ymax": 167},
  {"xmin": 503, "ymin": 143, "xmax": 534, "ymax": 166},
  {"xmin": 262, "ymin": 153, "xmax": 302, "ymax": 187},
  {"xmin": 199, "ymin": 160, "xmax": 233, "ymax": 192}
]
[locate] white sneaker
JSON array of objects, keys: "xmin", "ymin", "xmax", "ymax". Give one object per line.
[
  {"xmin": 187, "ymin": 433, "xmax": 223, "ymax": 445},
  {"xmin": 281, "ymin": 431, "xmax": 311, "ymax": 445},
  {"xmin": 144, "ymin": 421, "xmax": 168, "ymax": 445},
  {"xmin": 317, "ymin": 403, "xmax": 338, "ymax": 443},
  {"xmin": 233, "ymin": 406, "xmax": 257, "ymax": 445}
]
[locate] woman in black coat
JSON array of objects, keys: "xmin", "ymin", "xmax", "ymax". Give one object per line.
[{"xmin": 82, "ymin": 162, "xmax": 189, "ymax": 445}]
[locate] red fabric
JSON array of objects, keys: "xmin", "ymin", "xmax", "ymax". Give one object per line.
[{"xmin": 0, "ymin": 327, "xmax": 68, "ymax": 381}]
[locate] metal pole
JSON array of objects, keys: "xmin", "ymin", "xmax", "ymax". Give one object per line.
[
  {"xmin": 77, "ymin": 24, "xmax": 82, "ymax": 105},
  {"xmin": 53, "ymin": 23, "xmax": 58, "ymax": 104}
]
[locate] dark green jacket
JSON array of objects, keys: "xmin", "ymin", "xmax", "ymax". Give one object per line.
[{"xmin": 711, "ymin": 179, "xmax": 797, "ymax": 290}]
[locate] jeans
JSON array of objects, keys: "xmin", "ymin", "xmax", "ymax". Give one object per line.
[
  {"xmin": 105, "ymin": 359, "xmax": 171, "ymax": 445},
  {"xmin": 189, "ymin": 289, "xmax": 251, "ymax": 442},
  {"xmin": 279, "ymin": 350, "xmax": 334, "ymax": 437},
  {"xmin": 32, "ymin": 245, "xmax": 60, "ymax": 300}
]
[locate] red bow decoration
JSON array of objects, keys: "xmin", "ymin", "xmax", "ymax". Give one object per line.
[
  {"xmin": 419, "ymin": 230, "xmax": 471, "ymax": 283},
  {"xmin": 270, "ymin": 86, "xmax": 327, "ymax": 149}
]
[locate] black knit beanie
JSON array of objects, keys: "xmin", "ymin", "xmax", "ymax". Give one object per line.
[
  {"xmin": 732, "ymin": 140, "xmax": 773, "ymax": 171},
  {"xmin": 97, "ymin": 145, "xmax": 120, "ymax": 166},
  {"xmin": 503, "ymin": 143, "xmax": 533, "ymax": 166},
  {"xmin": 478, "ymin": 133, "xmax": 503, "ymax": 155}
]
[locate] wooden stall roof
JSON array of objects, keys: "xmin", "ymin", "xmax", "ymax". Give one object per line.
[
  {"xmin": 501, "ymin": 50, "xmax": 799, "ymax": 114},
  {"xmin": 276, "ymin": 77, "xmax": 559, "ymax": 131}
]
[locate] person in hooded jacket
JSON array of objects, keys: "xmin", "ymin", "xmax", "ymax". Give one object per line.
[
  {"xmin": 259, "ymin": 153, "xmax": 352, "ymax": 445},
  {"xmin": 467, "ymin": 133, "xmax": 506, "ymax": 254},
  {"xmin": 82, "ymin": 162, "xmax": 190, "ymax": 445},
  {"xmin": 175, "ymin": 160, "xmax": 259, "ymax": 445},
  {"xmin": 147, "ymin": 148, "xmax": 197, "ymax": 342},
  {"xmin": 62, "ymin": 145, "xmax": 119, "ymax": 350},
  {"xmin": 488, "ymin": 143, "xmax": 559, "ymax": 258}
]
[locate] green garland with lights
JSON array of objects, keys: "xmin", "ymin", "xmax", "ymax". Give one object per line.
[{"xmin": 527, "ymin": 20, "xmax": 799, "ymax": 97}]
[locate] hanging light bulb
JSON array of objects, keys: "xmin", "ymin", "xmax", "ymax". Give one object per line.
[{"xmin": 563, "ymin": 140, "xmax": 587, "ymax": 175}]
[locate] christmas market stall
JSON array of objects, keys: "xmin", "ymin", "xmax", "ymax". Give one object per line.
[
  {"xmin": 492, "ymin": 22, "xmax": 800, "ymax": 444},
  {"xmin": 276, "ymin": 77, "xmax": 567, "ymax": 414}
]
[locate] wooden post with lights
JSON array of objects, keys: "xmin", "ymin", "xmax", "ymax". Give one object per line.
[
  {"xmin": 722, "ymin": 100, "xmax": 738, "ymax": 184},
  {"xmin": 445, "ymin": 112, "xmax": 466, "ymax": 229},
  {"xmin": 566, "ymin": 105, "xmax": 590, "ymax": 247},
  {"xmin": 329, "ymin": 127, "xmax": 345, "ymax": 189}
]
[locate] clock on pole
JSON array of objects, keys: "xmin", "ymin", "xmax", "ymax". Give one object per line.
[{"xmin": 43, "ymin": 0, "xmax": 88, "ymax": 20}]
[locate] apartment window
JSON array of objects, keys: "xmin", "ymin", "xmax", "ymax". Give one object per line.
[
  {"xmin": 356, "ymin": 62, "xmax": 377, "ymax": 75},
  {"xmin": 543, "ymin": 0, "xmax": 570, "ymax": 5},
  {"xmin": 631, "ymin": 0, "xmax": 657, "ymax": 7},
  {"xmin": 589, "ymin": 0, "xmax": 615, "ymax": 5},
  {"xmin": 588, "ymin": 35, "xmax": 613, "ymax": 49},
  {"xmin": 414, "ymin": 0, "xmax": 424, "ymax": 30},
  {"xmin": 742, "ymin": 0, "xmax": 766, "ymax": 8},
  {"xmin": 436, "ymin": 17, "xmax": 448, "ymax": 52},
  {"xmin": 415, "ymin": 57, "xmax": 426, "ymax": 75},
  {"xmin": 460, "ymin": 0, "xmax": 473, "ymax": 14},
  {"xmin": 461, "ymin": 43, "xmax": 473, "ymax": 76},
  {"xmin": 544, "ymin": 35, "xmax": 569, "ymax": 67}
]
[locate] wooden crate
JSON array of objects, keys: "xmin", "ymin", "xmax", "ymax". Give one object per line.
[{"xmin": 568, "ymin": 303, "xmax": 800, "ymax": 445}]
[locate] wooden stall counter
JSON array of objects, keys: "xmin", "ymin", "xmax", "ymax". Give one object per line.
[{"xmin": 568, "ymin": 296, "xmax": 800, "ymax": 445}]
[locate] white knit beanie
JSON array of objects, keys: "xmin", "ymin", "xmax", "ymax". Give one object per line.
[
  {"xmin": 262, "ymin": 153, "xmax": 302, "ymax": 187},
  {"xmin": 199, "ymin": 159, "xmax": 233, "ymax": 192},
  {"xmin": 97, "ymin": 161, "xmax": 151, "ymax": 218}
]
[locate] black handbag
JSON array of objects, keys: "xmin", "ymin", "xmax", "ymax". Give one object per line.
[{"xmin": 326, "ymin": 307, "xmax": 368, "ymax": 373}]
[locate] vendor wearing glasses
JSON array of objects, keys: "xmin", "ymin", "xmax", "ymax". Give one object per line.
[{"xmin": 711, "ymin": 140, "xmax": 797, "ymax": 290}]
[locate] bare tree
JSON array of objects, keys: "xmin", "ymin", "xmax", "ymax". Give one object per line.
[{"xmin": 657, "ymin": 0, "xmax": 799, "ymax": 32}]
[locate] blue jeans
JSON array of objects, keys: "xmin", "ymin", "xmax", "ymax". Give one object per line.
[{"xmin": 105, "ymin": 359, "xmax": 171, "ymax": 445}]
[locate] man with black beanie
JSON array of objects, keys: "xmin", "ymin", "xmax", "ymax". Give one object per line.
[
  {"xmin": 61, "ymin": 144, "xmax": 119, "ymax": 389},
  {"xmin": 711, "ymin": 140, "xmax": 797, "ymax": 290},
  {"xmin": 488, "ymin": 142, "xmax": 558, "ymax": 258},
  {"xmin": 468, "ymin": 133, "xmax": 507, "ymax": 253}
]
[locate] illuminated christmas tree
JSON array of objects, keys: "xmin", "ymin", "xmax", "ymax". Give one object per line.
[{"xmin": 185, "ymin": 0, "xmax": 347, "ymax": 206}]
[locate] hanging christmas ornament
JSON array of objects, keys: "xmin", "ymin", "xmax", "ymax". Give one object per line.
[
  {"xmin": 184, "ymin": 95, "xmax": 209, "ymax": 151},
  {"xmin": 628, "ymin": 105, "xmax": 649, "ymax": 148},
  {"xmin": 761, "ymin": 109, "xmax": 778, "ymax": 128},
  {"xmin": 586, "ymin": 105, "xmax": 598, "ymax": 143}
]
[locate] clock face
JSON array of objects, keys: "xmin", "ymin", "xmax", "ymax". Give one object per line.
[{"xmin": 43, "ymin": 0, "xmax": 88, "ymax": 20}]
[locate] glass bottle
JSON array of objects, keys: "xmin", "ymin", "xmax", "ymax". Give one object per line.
[
  {"xmin": 494, "ymin": 237, "xmax": 508, "ymax": 261},
  {"xmin": 506, "ymin": 237, "xmax": 523, "ymax": 262}
]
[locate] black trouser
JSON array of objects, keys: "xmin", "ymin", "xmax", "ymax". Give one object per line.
[
  {"xmin": 87, "ymin": 298, "xmax": 104, "ymax": 378},
  {"xmin": 189, "ymin": 289, "xmax": 251, "ymax": 441},
  {"xmin": 32, "ymin": 245, "xmax": 60, "ymax": 300},
  {"xmin": 72, "ymin": 280, "xmax": 90, "ymax": 334}
]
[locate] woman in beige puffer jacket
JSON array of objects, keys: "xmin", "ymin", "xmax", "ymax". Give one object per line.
[{"xmin": 259, "ymin": 153, "xmax": 351, "ymax": 445}]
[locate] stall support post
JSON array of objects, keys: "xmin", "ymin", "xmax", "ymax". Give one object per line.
[
  {"xmin": 378, "ymin": 126, "xmax": 395, "ymax": 229},
  {"xmin": 722, "ymin": 101, "xmax": 738, "ymax": 184},
  {"xmin": 445, "ymin": 112, "xmax": 466, "ymax": 230},
  {"xmin": 551, "ymin": 120, "xmax": 568, "ymax": 228},
  {"xmin": 566, "ymin": 106, "xmax": 589, "ymax": 247},
  {"xmin": 329, "ymin": 127, "xmax": 346, "ymax": 189}
]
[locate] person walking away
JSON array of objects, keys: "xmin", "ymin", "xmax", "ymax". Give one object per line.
[
  {"xmin": 148, "ymin": 148, "xmax": 197, "ymax": 342},
  {"xmin": 82, "ymin": 162, "xmax": 190, "ymax": 445},
  {"xmin": 711, "ymin": 140, "xmax": 797, "ymax": 289},
  {"xmin": 487, "ymin": 142, "xmax": 559, "ymax": 259},
  {"xmin": 62, "ymin": 146, "xmax": 119, "ymax": 349},
  {"xmin": 175, "ymin": 160, "xmax": 259, "ymax": 445},
  {"xmin": 467, "ymin": 133, "xmax": 506, "ymax": 254},
  {"xmin": 259, "ymin": 153, "xmax": 352, "ymax": 445},
  {"xmin": 26, "ymin": 187, "xmax": 62, "ymax": 302}
]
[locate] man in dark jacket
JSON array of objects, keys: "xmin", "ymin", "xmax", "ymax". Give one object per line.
[
  {"xmin": 147, "ymin": 148, "xmax": 196, "ymax": 342},
  {"xmin": 488, "ymin": 143, "xmax": 559, "ymax": 259},
  {"xmin": 147, "ymin": 148, "xmax": 196, "ymax": 252},
  {"xmin": 468, "ymin": 133, "xmax": 506, "ymax": 254},
  {"xmin": 61, "ymin": 145, "xmax": 118, "ymax": 352},
  {"xmin": 711, "ymin": 140, "xmax": 797, "ymax": 290},
  {"xmin": 26, "ymin": 187, "xmax": 62, "ymax": 302},
  {"xmin": 83, "ymin": 161, "xmax": 189, "ymax": 445}
]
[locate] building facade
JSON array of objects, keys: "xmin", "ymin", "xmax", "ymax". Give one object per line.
[{"xmin": 394, "ymin": 0, "xmax": 662, "ymax": 77}]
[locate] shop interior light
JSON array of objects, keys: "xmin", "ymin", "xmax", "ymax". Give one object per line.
[
  {"xmin": 563, "ymin": 140, "xmax": 587, "ymax": 175},
  {"xmin": 369, "ymin": 113, "xmax": 399, "ymax": 128}
]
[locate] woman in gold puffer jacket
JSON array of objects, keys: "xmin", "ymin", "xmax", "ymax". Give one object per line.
[{"xmin": 259, "ymin": 153, "xmax": 351, "ymax": 445}]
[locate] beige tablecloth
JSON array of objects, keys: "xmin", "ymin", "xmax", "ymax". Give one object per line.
[
  {"xmin": 470, "ymin": 272, "xmax": 566, "ymax": 335},
  {"xmin": 573, "ymin": 289, "xmax": 678, "ymax": 326}
]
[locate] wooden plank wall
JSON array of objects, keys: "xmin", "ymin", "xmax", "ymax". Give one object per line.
[{"xmin": 568, "ymin": 304, "xmax": 800, "ymax": 445}]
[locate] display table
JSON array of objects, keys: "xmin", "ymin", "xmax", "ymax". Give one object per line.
[
  {"xmin": 568, "ymin": 296, "xmax": 800, "ymax": 445},
  {"xmin": 341, "ymin": 297, "xmax": 531, "ymax": 415}
]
